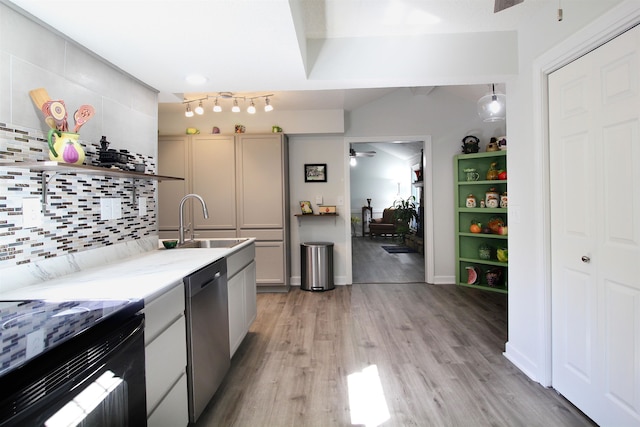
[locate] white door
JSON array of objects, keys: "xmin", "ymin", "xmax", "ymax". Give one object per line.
[{"xmin": 550, "ymin": 25, "xmax": 640, "ymax": 427}]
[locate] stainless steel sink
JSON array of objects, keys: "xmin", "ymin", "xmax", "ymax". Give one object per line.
[{"xmin": 177, "ymin": 238, "xmax": 249, "ymax": 249}]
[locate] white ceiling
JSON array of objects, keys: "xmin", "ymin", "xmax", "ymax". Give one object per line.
[{"xmin": 4, "ymin": 0, "xmax": 556, "ymax": 111}]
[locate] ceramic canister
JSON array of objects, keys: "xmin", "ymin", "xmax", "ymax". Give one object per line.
[{"xmin": 485, "ymin": 188, "xmax": 499, "ymax": 208}]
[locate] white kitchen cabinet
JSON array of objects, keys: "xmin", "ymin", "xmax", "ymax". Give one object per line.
[
  {"xmin": 158, "ymin": 136, "xmax": 189, "ymax": 234},
  {"xmin": 191, "ymin": 135, "xmax": 236, "ymax": 230},
  {"xmin": 227, "ymin": 243, "xmax": 257, "ymax": 357},
  {"xmin": 159, "ymin": 134, "xmax": 289, "ymax": 290},
  {"xmin": 143, "ymin": 282, "xmax": 189, "ymax": 427}
]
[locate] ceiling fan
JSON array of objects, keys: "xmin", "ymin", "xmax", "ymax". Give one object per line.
[
  {"xmin": 350, "ymin": 147, "xmax": 376, "ymax": 158},
  {"xmin": 494, "ymin": 0, "xmax": 523, "ymax": 13}
]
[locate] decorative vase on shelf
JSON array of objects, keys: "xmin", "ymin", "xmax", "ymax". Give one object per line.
[
  {"xmin": 47, "ymin": 129, "xmax": 85, "ymax": 165},
  {"xmin": 486, "ymin": 162, "xmax": 499, "ymax": 180}
]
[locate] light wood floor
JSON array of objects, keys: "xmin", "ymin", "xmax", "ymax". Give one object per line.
[
  {"xmin": 352, "ymin": 236, "xmax": 425, "ymax": 283},
  {"xmin": 195, "ymin": 284, "xmax": 594, "ymax": 427}
]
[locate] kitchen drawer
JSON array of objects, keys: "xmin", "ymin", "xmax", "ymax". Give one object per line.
[
  {"xmin": 147, "ymin": 373, "xmax": 189, "ymax": 427},
  {"xmin": 146, "ymin": 315, "xmax": 187, "ymax": 415},
  {"xmin": 227, "ymin": 243, "xmax": 255, "ymax": 278},
  {"xmin": 192, "ymin": 229, "xmax": 237, "ymax": 238},
  {"xmin": 144, "ymin": 282, "xmax": 184, "ymax": 345}
]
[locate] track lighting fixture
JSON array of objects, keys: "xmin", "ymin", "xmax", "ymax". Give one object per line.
[
  {"xmin": 182, "ymin": 92, "xmax": 274, "ymax": 117},
  {"xmin": 195, "ymin": 101, "xmax": 204, "ymax": 115},
  {"xmin": 185, "ymin": 104, "xmax": 194, "ymax": 117},
  {"xmin": 477, "ymin": 84, "xmax": 506, "ymax": 122}
]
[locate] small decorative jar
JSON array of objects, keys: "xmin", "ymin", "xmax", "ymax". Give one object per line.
[
  {"xmin": 478, "ymin": 243, "xmax": 491, "ymax": 260},
  {"xmin": 500, "ymin": 192, "xmax": 508, "ymax": 208},
  {"xmin": 466, "ymin": 194, "xmax": 477, "ymax": 208},
  {"xmin": 485, "ymin": 188, "xmax": 499, "ymax": 208}
]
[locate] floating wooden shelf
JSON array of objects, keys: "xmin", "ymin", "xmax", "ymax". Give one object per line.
[{"xmin": 0, "ymin": 161, "xmax": 183, "ymax": 207}]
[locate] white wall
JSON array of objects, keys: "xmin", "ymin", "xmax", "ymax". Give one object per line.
[
  {"xmin": 503, "ymin": 0, "xmax": 630, "ymax": 385},
  {"xmin": 288, "ymin": 135, "xmax": 349, "ymax": 285},
  {"xmin": 346, "ymin": 87, "xmax": 505, "ymax": 283}
]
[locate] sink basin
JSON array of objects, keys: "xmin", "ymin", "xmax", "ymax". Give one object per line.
[{"xmin": 177, "ymin": 238, "xmax": 249, "ymax": 249}]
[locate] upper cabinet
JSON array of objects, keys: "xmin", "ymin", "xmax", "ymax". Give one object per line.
[{"xmin": 453, "ymin": 150, "xmax": 508, "ymax": 293}]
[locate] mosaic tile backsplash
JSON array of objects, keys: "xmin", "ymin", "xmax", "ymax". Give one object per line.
[{"xmin": 0, "ymin": 123, "xmax": 157, "ymax": 268}]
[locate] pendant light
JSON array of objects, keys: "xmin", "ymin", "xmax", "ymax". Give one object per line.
[
  {"xmin": 232, "ymin": 99, "xmax": 240, "ymax": 113},
  {"xmin": 247, "ymin": 100, "xmax": 256, "ymax": 114},
  {"xmin": 477, "ymin": 84, "xmax": 506, "ymax": 122},
  {"xmin": 349, "ymin": 148, "xmax": 357, "ymax": 166}
]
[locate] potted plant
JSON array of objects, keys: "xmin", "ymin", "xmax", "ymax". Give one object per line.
[{"xmin": 392, "ymin": 196, "xmax": 418, "ymax": 240}]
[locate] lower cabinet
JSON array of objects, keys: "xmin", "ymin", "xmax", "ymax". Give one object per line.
[{"xmin": 144, "ymin": 283, "xmax": 189, "ymax": 427}]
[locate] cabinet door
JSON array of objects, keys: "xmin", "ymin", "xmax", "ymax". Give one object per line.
[
  {"xmin": 244, "ymin": 260, "xmax": 257, "ymax": 327},
  {"xmin": 192, "ymin": 135, "xmax": 236, "ymax": 229},
  {"xmin": 236, "ymin": 134, "xmax": 284, "ymax": 229},
  {"xmin": 227, "ymin": 272, "xmax": 245, "ymax": 357},
  {"xmin": 255, "ymin": 241, "xmax": 285, "ymax": 286},
  {"xmin": 158, "ymin": 136, "xmax": 189, "ymax": 231}
]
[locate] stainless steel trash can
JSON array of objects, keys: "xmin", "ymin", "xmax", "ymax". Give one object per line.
[{"xmin": 301, "ymin": 242, "xmax": 335, "ymax": 291}]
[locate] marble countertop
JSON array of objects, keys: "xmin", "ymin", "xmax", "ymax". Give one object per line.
[{"xmin": 0, "ymin": 239, "xmax": 255, "ymax": 304}]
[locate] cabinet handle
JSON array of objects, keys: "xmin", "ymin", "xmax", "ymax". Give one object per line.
[{"xmin": 581, "ymin": 256, "xmax": 591, "ymax": 263}]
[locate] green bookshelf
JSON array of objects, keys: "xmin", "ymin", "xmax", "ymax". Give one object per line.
[{"xmin": 454, "ymin": 150, "xmax": 508, "ymax": 293}]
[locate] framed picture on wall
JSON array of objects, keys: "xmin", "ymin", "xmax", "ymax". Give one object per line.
[{"xmin": 304, "ymin": 164, "xmax": 327, "ymax": 182}]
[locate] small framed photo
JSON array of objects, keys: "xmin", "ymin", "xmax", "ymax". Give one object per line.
[
  {"xmin": 300, "ymin": 201, "xmax": 313, "ymax": 215},
  {"xmin": 304, "ymin": 164, "xmax": 327, "ymax": 182}
]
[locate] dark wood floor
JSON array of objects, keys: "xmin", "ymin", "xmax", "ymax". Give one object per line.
[
  {"xmin": 195, "ymin": 284, "xmax": 595, "ymax": 427},
  {"xmin": 352, "ymin": 236, "xmax": 425, "ymax": 283}
]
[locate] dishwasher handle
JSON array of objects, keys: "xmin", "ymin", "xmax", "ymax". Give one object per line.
[{"xmin": 200, "ymin": 273, "xmax": 221, "ymax": 289}]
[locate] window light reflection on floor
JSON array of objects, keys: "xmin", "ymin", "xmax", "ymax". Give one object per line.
[{"xmin": 348, "ymin": 364, "xmax": 390, "ymax": 427}]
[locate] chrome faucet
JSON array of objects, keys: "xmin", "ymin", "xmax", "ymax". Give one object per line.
[{"xmin": 179, "ymin": 194, "xmax": 209, "ymax": 245}]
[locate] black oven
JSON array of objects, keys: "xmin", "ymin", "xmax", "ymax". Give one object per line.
[{"xmin": 0, "ymin": 299, "xmax": 146, "ymax": 426}]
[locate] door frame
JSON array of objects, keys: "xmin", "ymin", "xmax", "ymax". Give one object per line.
[
  {"xmin": 344, "ymin": 135, "xmax": 434, "ymax": 285},
  {"xmin": 533, "ymin": 1, "xmax": 640, "ymax": 386}
]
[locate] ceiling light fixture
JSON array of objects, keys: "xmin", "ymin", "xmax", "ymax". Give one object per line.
[
  {"xmin": 477, "ymin": 84, "xmax": 506, "ymax": 122},
  {"xmin": 213, "ymin": 98, "xmax": 222, "ymax": 112},
  {"xmin": 182, "ymin": 93, "xmax": 274, "ymax": 117},
  {"xmin": 264, "ymin": 97, "xmax": 273, "ymax": 112},
  {"xmin": 349, "ymin": 148, "xmax": 357, "ymax": 167},
  {"xmin": 195, "ymin": 101, "xmax": 204, "ymax": 115}
]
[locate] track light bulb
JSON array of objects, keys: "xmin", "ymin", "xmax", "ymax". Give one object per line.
[
  {"xmin": 232, "ymin": 99, "xmax": 240, "ymax": 113},
  {"xmin": 195, "ymin": 101, "xmax": 204, "ymax": 115},
  {"xmin": 185, "ymin": 104, "xmax": 194, "ymax": 117},
  {"xmin": 247, "ymin": 100, "xmax": 256, "ymax": 114},
  {"xmin": 350, "ymin": 156, "xmax": 357, "ymax": 166},
  {"xmin": 213, "ymin": 99, "xmax": 222, "ymax": 112},
  {"xmin": 264, "ymin": 97, "xmax": 273, "ymax": 112}
]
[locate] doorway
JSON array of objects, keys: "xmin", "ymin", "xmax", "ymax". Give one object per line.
[{"xmin": 346, "ymin": 136, "xmax": 433, "ymax": 284}]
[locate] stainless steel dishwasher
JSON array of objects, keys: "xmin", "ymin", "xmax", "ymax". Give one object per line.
[{"xmin": 184, "ymin": 258, "xmax": 230, "ymax": 424}]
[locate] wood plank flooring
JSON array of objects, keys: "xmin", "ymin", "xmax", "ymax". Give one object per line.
[
  {"xmin": 195, "ymin": 284, "xmax": 595, "ymax": 427},
  {"xmin": 352, "ymin": 236, "xmax": 425, "ymax": 283}
]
